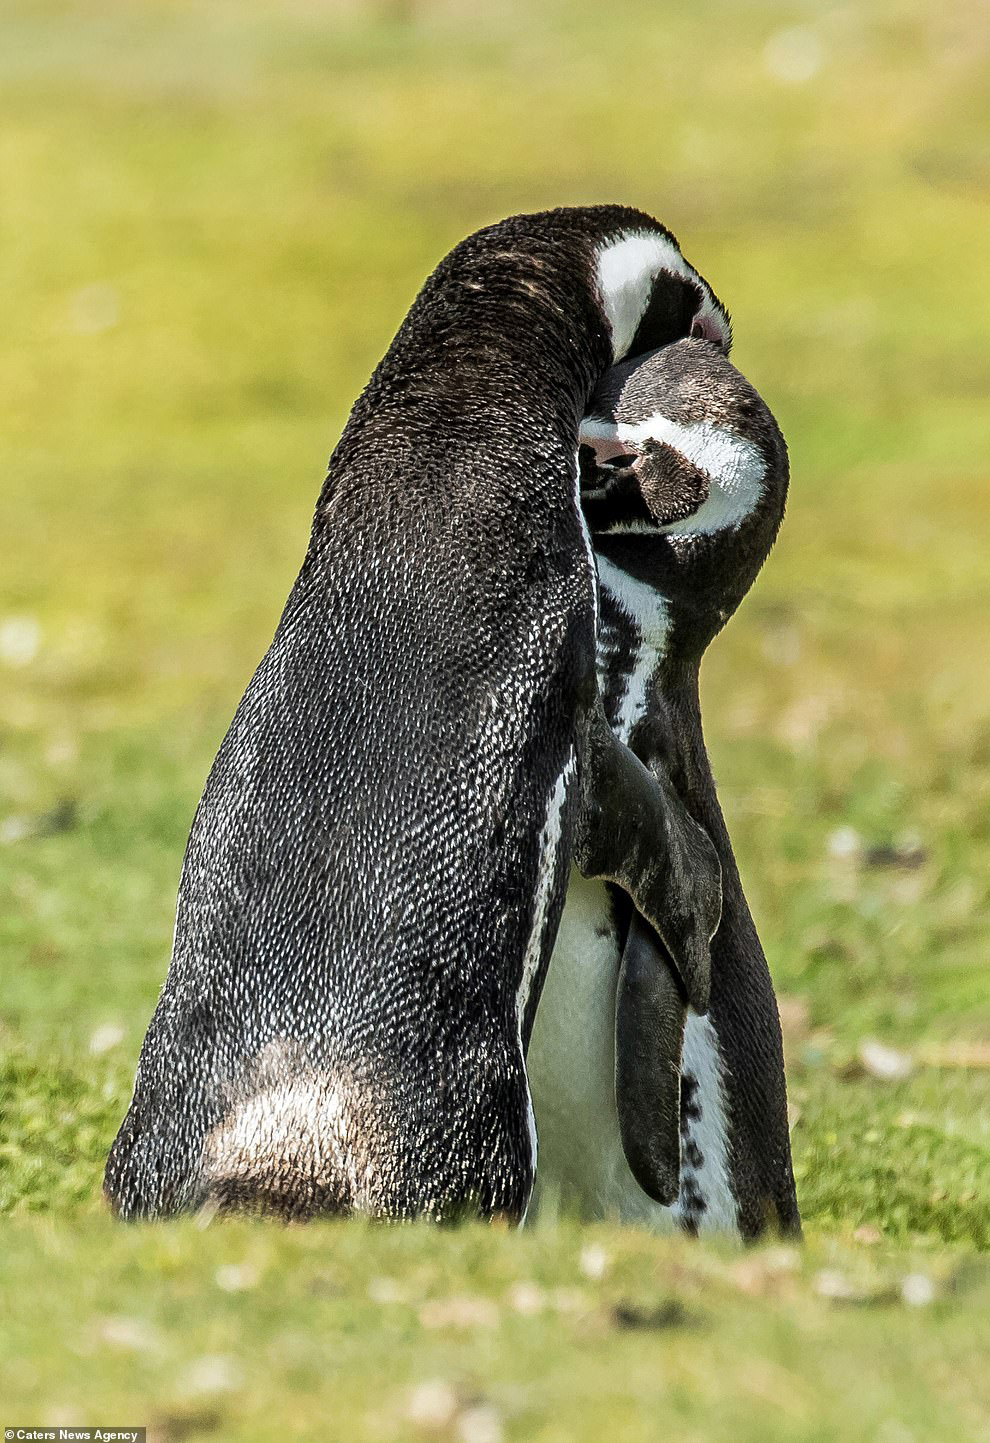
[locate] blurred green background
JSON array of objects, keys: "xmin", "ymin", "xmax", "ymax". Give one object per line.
[{"xmin": 2, "ymin": 0, "xmax": 989, "ymax": 1437}]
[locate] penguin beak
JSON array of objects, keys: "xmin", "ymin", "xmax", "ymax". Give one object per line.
[
  {"xmin": 577, "ymin": 418, "xmax": 636, "ymax": 468},
  {"xmin": 579, "ymin": 438, "xmax": 638, "ymax": 470},
  {"xmin": 576, "ymin": 442, "xmax": 652, "ymax": 533},
  {"xmin": 577, "ymin": 437, "xmax": 711, "ymax": 533}
]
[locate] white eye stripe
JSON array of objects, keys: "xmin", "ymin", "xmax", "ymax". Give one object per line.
[
  {"xmin": 595, "ymin": 229, "xmax": 729, "ymax": 360},
  {"xmin": 579, "ymin": 413, "xmax": 766, "ymax": 536},
  {"xmin": 596, "ymin": 232, "xmax": 691, "ymax": 360}
]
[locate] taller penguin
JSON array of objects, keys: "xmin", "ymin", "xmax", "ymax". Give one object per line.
[{"xmin": 105, "ymin": 206, "xmax": 730, "ymax": 1224}]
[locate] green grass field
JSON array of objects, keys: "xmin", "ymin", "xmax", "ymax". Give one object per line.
[{"xmin": 2, "ymin": 0, "xmax": 989, "ymax": 1436}]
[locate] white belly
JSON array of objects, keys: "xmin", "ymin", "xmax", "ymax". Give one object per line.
[
  {"xmin": 527, "ymin": 869, "xmax": 675, "ymax": 1225},
  {"xmin": 528, "ymin": 872, "xmax": 738, "ymax": 1230}
]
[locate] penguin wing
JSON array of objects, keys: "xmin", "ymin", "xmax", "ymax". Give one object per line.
[
  {"xmin": 573, "ymin": 701, "xmax": 721, "ymax": 1013},
  {"xmin": 614, "ymin": 910, "xmax": 686, "ymax": 1206},
  {"xmin": 610, "ymin": 763, "xmax": 722, "ymax": 1208}
]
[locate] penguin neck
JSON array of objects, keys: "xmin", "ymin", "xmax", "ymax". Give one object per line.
[
  {"xmin": 596, "ymin": 534, "xmax": 741, "ymax": 650},
  {"xmin": 595, "ymin": 547, "xmax": 718, "ymax": 743},
  {"xmin": 352, "ymin": 271, "xmax": 610, "ymax": 454},
  {"xmin": 595, "ymin": 554, "xmax": 673, "ymax": 747}
]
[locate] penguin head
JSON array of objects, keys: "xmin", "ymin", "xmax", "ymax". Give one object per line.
[
  {"xmin": 579, "ymin": 337, "xmax": 788, "ymax": 657},
  {"xmin": 446, "ymin": 206, "xmax": 731, "ymax": 361},
  {"xmin": 393, "ymin": 207, "xmax": 730, "ymax": 391},
  {"xmin": 592, "ymin": 225, "xmax": 731, "ymax": 365}
]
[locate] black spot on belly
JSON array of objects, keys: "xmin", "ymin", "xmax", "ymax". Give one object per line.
[
  {"xmin": 678, "ymin": 1183, "xmax": 706, "ymax": 1234},
  {"xmin": 681, "ymin": 1072, "xmax": 702, "ymax": 1125},
  {"xmin": 677, "ymin": 1071, "xmax": 708, "ymax": 1231}
]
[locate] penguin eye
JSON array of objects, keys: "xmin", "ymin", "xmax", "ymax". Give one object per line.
[{"xmin": 691, "ymin": 314, "xmax": 729, "ymax": 350}]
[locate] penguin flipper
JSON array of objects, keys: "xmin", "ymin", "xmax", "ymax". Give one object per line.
[
  {"xmin": 574, "ymin": 702, "xmax": 722, "ymax": 1014},
  {"xmin": 614, "ymin": 909, "xmax": 686, "ymax": 1205}
]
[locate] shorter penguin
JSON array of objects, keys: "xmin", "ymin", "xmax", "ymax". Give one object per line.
[{"xmin": 528, "ymin": 336, "xmax": 800, "ymax": 1238}]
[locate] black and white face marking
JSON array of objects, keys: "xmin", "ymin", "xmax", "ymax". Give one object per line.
[
  {"xmin": 580, "ymin": 414, "xmax": 767, "ymax": 538},
  {"xmin": 578, "ymin": 341, "xmax": 773, "ymax": 540},
  {"xmin": 594, "ymin": 230, "xmax": 732, "ymax": 364}
]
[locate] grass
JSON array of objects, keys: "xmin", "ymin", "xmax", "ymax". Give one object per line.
[
  {"xmin": 6, "ymin": 1220, "xmax": 990, "ymax": 1442},
  {"xmin": 1, "ymin": 0, "xmax": 989, "ymax": 1435}
]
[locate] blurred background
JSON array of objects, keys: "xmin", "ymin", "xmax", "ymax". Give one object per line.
[{"xmin": 2, "ymin": 0, "xmax": 989, "ymax": 1436}]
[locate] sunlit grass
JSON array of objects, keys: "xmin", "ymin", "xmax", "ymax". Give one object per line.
[{"xmin": 1, "ymin": 0, "xmax": 989, "ymax": 1434}]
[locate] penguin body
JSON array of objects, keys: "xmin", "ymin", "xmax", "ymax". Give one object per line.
[
  {"xmin": 528, "ymin": 337, "xmax": 800, "ymax": 1238},
  {"xmin": 105, "ymin": 208, "xmax": 729, "ymax": 1224}
]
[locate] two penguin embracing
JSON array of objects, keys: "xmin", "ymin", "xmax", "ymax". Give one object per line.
[{"xmin": 105, "ymin": 206, "xmax": 799, "ymax": 1239}]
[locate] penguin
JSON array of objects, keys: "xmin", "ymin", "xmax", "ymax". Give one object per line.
[
  {"xmin": 526, "ymin": 336, "xmax": 801, "ymax": 1239},
  {"xmin": 104, "ymin": 206, "xmax": 731, "ymax": 1224}
]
